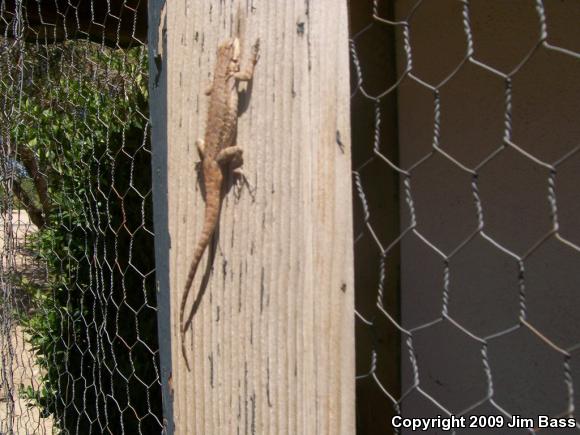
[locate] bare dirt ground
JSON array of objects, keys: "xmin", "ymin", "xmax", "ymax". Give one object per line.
[{"xmin": 0, "ymin": 210, "xmax": 56, "ymax": 434}]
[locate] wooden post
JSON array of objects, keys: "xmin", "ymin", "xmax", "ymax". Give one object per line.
[{"xmin": 151, "ymin": 1, "xmax": 355, "ymax": 433}]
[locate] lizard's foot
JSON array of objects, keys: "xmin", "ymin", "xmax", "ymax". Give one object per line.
[
  {"xmin": 233, "ymin": 168, "xmax": 246, "ymax": 189},
  {"xmin": 196, "ymin": 138, "xmax": 206, "ymax": 159},
  {"xmin": 232, "ymin": 169, "xmax": 256, "ymax": 200}
]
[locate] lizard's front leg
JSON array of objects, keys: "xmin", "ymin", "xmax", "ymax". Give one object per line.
[{"xmin": 232, "ymin": 39, "xmax": 260, "ymax": 82}]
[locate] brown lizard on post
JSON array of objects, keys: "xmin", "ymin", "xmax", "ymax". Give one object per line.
[{"xmin": 180, "ymin": 37, "xmax": 259, "ymax": 369}]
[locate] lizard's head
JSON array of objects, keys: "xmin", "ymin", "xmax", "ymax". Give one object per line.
[{"xmin": 217, "ymin": 37, "xmax": 241, "ymax": 71}]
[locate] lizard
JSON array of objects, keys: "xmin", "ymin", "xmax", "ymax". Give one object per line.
[{"xmin": 180, "ymin": 36, "xmax": 259, "ymax": 370}]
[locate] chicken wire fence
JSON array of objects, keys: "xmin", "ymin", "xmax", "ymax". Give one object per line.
[
  {"xmin": 351, "ymin": 0, "xmax": 580, "ymax": 433},
  {"xmin": 0, "ymin": 0, "xmax": 579, "ymax": 434},
  {"xmin": 0, "ymin": 2, "xmax": 161, "ymax": 434}
]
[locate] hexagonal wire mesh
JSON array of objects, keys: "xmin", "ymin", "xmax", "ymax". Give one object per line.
[
  {"xmin": 351, "ymin": 0, "xmax": 580, "ymax": 433},
  {"xmin": 1, "ymin": 0, "xmax": 579, "ymax": 433},
  {"xmin": 0, "ymin": 1, "xmax": 161, "ymax": 434}
]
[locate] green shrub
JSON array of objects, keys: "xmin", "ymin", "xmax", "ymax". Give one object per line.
[{"xmin": 11, "ymin": 42, "xmax": 161, "ymax": 433}]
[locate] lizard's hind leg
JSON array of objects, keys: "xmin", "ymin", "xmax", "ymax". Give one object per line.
[
  {"xmin": 217, "ymin": 146, "xmax": 249, "ymax": 191},
  {"xmin": 216, "ymin": 145, "xmax": 243, "ymax": 165}
]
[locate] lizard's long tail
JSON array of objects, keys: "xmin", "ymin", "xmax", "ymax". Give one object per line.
[{"xmin": 180, "ymin": 168, "xmax": 223, "ymax": 370}]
